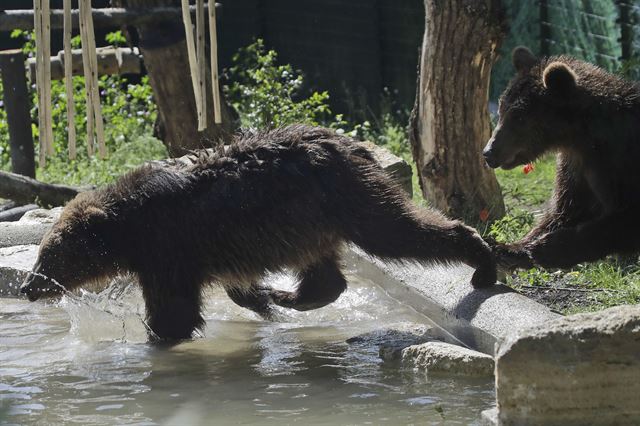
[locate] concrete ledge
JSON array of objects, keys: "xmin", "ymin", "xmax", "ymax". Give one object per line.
[
  {"xmin": 0, "ymin": 207, "xmax": 62, "ymax": 248},
  {"xmin": 346, "ymin": 248, "xmax": 560, "ymax": 354},
  {"xmin": 0, "ymin": 244, "xmax": 38, "ymax": 297}
]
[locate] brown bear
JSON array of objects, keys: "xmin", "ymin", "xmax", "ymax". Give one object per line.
[
  {"xmin": 483, "ymin": 47, "xmax": 640, "ymax": 270},
  {"xmin": 21, "ymin": 125, "xmax": 496, "ymax": 340}
]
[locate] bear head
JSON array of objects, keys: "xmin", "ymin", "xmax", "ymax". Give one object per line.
[
  {"xmin": 20, "ymin": 193, "xmax": 117, "ymax": 301},
  {"xmin": 483, "ymin": 46, "xmax": 580, "ymax": 169}
]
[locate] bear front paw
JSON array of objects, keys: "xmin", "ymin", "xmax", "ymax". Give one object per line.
[
  {"xmin": 471, "ymin": 264, "xmax": 498, "ymax": 288},
  {"xmin": 528, "ymin": 228, "xmax": 580, "ymax": 269},
  {"xmin": 489, "ymin": 241, "xmax": 534, "ymax": 271}
]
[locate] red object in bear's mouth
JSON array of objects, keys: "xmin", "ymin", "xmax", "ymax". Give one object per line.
[
  {"xmin": 523, "ymin": 163, "xmax": 535, "ymax": 174},
  {"xmin": 479, "ymin": 208, "xmax": 490, "ymax": 223}
]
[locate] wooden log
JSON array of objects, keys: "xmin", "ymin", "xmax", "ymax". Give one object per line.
[
  {"xmin": 0, "ymin": 204, "xmax": 38, "ymax": 222},
  {"xmin": 0, "ymin": 170, "xmax": 85, "ymax": 207},
  {"xmin": 0, "ymin": 5, "xmax": 221, "ymax": 32},
  {"xmin": 0, "ymin": 50, "xmax": 36, "ymax": 178}
]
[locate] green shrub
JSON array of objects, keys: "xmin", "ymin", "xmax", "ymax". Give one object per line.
[{"xmin": 224, "ymin": 39, "xmax": 331, "ymax": 128}]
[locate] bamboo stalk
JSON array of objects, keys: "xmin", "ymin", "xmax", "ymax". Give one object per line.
[
  {"xmin": 208, "ymin": 0, "xmax": 221, "ymax": 124},
  {"xmin": 34, "ymin": 0, "xmax": 45, "ymax": 166},
  {"xmin": 196, "ymin": 0, "xmax": 207, "ymax": 129},
  {"xmin": 83, "ymin": 0, "xmax": 106, "ymax": 159},
  {"xmin": 42, "ymin": 0, "xmax": 54, "ymax": 156},
  {"xmin": 63, "ymin": 0, "xmax": 76, "ymax": 159},
  {"xmin": 181, "ymin": 0, "xmax": 204, "ymax": 131},
  {"xmin": 79, "ymin": 0, "xmax": 95, "ymax": 156}
]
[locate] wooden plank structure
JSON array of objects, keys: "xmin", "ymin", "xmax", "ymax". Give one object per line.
[
  {"xmin": 0, "ymin": 5, "xmax": 219, "ymax": 32},
  {"xmin": 26, "ymin": 47, "xmax": 142, "ymax": 81},
  {"xmin": 0, "ymin": 2, "xmax": 229, "ymax": 204}
]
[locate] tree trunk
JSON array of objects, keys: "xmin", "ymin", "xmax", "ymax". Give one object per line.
[
  {"xmin": 410, "ymin": 0, "xmax": 506, "ymax": 224},
  {"xmin": 112, "ymin": 0, "xmax": 237, "ymax": 156}
]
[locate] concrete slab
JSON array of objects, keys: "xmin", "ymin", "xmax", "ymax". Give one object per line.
[
  {"xmin": 346, "ymin": 248, "xmax": 560, "ymax": 355},
  {"xmin": 0, "ymin": 244, "xmax": 38, "ymax": 297},
  {"xmin": 0, "ymin": 207, "xmax": 62, "ymax": 248}
]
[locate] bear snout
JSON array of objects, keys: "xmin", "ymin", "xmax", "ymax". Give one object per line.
[
  {"xmin": 482, "ymin": 145, "xmax": 500, "ymax": 169},
  {"xmin": 20, "ymin": 273, "xmax": 59, "ymax": 302}
]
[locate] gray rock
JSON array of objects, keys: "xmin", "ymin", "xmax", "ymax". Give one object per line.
[
  {"xmin": 347, "ymin": 324, "xmax": 435, "ymax": 350},
  {"xmin": 494, "ymin": 304, "xmax": 640, "ymax": 425},
  {"xmin": 0, "ymin": 207, "xmax": 62, "ymax": 248},
  {"xmin": 361, "ymin": 141, "xmax": 413, "ymax": 195},
  {"xmin": 0, "ymin": 244, "xmax": 39, "ymax": 297},
  {"xmin": 382, "ymin": 341, "xmax": 495, "ymax": 377}
]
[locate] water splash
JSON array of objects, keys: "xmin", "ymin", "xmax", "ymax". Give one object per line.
[{"xmin": 57, "ymin": 276, "xmax": 150, "ymax": 343}]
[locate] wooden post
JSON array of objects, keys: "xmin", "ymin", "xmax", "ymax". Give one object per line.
[
  {"xmin": 616, "ymin": 0, "xmax": 633, "ymax": 62},
  {"xmin": 539, "ymin": 0, "xmax": 550, "ymax": 56},
  {"xmin": 0, "ymin": 50, "xmax": 36, "ymax": 178}
]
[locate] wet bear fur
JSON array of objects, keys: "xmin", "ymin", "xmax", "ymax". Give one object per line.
[{"xmin": 22, "ymin": 125, "xmax": 496, "ymax": 340}]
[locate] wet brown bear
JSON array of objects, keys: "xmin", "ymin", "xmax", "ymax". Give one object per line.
[
  {"xmin": 21, "ymin": 125, "xmax": 496, "ymax": 340},
  {"xmin": 483, "ymin": 47, "xmax": 640, "ymax": 270}
]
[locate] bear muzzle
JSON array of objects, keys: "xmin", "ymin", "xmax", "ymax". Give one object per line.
[
  {"xmin": 20, "ymin": 273, "xmax": 62, "ymax": 302},
  {"xmin": 482, "ymin": 145, "xmax": 501, "ymax": 169}
]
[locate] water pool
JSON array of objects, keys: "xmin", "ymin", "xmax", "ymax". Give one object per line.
[{"xmin": 0, "ymin": 272, "xmax": 494, "ymax": 425}]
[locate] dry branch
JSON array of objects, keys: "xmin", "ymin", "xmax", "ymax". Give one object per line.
[
  {"xmin": 209, "ymin": 0, "xmax": 222, "ymax": 124},
  {"xmin": 181, "ymin": 0, "xmax": 204, "ymax": 131},
  {"xmin": 63, "ymin": 0, "xmax": 76, "ymax": 159}
]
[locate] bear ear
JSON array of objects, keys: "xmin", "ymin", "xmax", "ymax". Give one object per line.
[
  {"xmin": 542, "ymin": 62, "xmax": 577, "ymax": 94},
  {"xmin": 512, "ymin": 46, "xmax": 537, "ymax": 74}
]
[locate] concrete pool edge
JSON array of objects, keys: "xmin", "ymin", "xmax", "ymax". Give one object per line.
[{"xmin": 345, "ymin": 248, "xmax": 561, "ymax": 355}]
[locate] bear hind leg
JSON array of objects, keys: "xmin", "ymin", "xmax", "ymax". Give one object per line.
[
  {"xmin": 271, "ymin": 255, "xmax": 347, "ymax": 311},
  {"xmin": 225, "ymin": 284, "xmax": 275, "ymax": 319}
]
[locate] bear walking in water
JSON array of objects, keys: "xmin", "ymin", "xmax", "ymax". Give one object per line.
[
  {"xmin": 483, "ymin": 47, "xmax": 640, "ymax": 270},
  {"xmin": 21, "ymin": 125, "xmax": 496, "ymax": 340}
]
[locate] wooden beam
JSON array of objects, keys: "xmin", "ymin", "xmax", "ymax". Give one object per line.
[{"xmin": 0, "ymin": 5, "xmax": 221, "ymax": 32}]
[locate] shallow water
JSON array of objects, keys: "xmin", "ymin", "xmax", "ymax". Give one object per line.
[{"xmin": 0, "ymin": 272, "xmax": 494, "ymax": 425}]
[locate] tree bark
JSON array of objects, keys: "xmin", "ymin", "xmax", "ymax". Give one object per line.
[
  {"xmin": 112, "ymin": 0, "xmax": 237, "ymax": 156},
  {"xmin": 410, "ymin": 0, "xmax": 506, "ymax": 224}
]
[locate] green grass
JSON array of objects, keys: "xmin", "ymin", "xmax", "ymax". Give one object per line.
[
  {"xmin": 492, "ymin": 156, "xmax": 640, "ymax": 314},
  {"xmin": 36, "ymin": 134, "xmax": 167, "ymax": 186}
]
